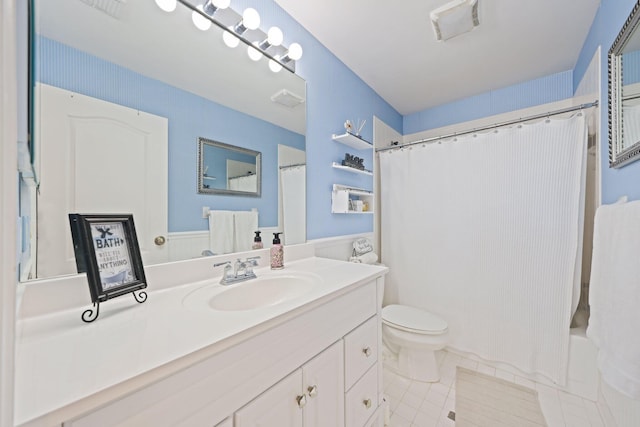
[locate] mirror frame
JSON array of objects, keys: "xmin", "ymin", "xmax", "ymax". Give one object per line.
[
  {"xmin": 609, "ymin": 0, "xmax": 640, "ymax": 168},
  {"xmin": 197, "ymin": 137, "xmax": 262, "ymax": 197}
]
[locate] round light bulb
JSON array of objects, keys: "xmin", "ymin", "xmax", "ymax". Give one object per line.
[
  {"xmin": 242, "ymin": 8, "xmax": 261, "ymax": 30},
  {"xmin": 223, "ymin": 27, "xmax": 240, "ymax": 48},
  {"xmin": 192, "ymin": 5, "xmax": 212, "ymax": 31},
  {"xmin": 269, "ymin": 57, "xmax": 283, "ymax": 73},
  {"xmin": 267, "ymin": 27, "xmax": 283, "ymax": 47},
  {"xmin": 155, "ymin": 0, "xmax": 177, "ymax": 12},
  {"xmin": 287, "ymin": 43, "xmax": 303, "ymax": 60},
  {"xmin": 211, "ymin": 0, "xmax": 230, "ymax": 8},
  {"xmin": 247, "ymin": 43, "xmax": 262, "ymax": 61}
]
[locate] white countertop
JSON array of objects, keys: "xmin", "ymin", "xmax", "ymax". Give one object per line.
[{"xmin": 14, "ymin": 257, "xmax": 387, "ymax": 426}]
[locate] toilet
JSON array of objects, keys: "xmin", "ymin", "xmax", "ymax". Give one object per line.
[{"xmin": 381, "ymin": 304, "xmax": 449, "ymax": 382}]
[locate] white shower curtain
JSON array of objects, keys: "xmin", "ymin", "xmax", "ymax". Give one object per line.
[
  {"xmin": 281, "ymin": 165, "xmax": 306, "ymax": 245},
  {"xmin": 380, "ymin": 114, "xmax": 587, "ymax": 385}
]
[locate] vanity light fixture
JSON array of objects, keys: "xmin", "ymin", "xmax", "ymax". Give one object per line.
[
  {"xmin": 158, "ymin": 0, "xmax": 303, "ymax": 73},
  {"xmin": 247, "ymin": 42, "xmax": 262, "ymax": 61},
  {"xmin": 155, "ymin": 0, "xmax": 177, "ymax": 13},
  {"xmin": 269, "ymin": 57, "xmax": 283, "ymax": 73},
  {"xmin": 430, "ymin": 0, "xmax": 479, "ymax": 41},
  {"xmin": 192, "ymin": 0, "xmax": 230, "ymax": 31},
  {"xmin": 223, "ymin": 25, "xmax": 240, "ymax": 48},
  {"xmin": 280, "ymin": 43, "xmax": 303, "ymax": 64},
  {"xmin": 258, "ymin": 27, "xmax": 284, "ymax": 50},
  {"xmin": 233, "ymin": 8, "xmax": 261, "ymax": 36}
]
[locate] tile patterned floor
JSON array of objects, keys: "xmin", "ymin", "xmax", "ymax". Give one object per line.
[{"xmin": 384, "ymin": 351, "xmax": 606, "ymax": 427}]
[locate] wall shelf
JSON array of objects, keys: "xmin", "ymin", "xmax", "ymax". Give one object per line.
[
  {"xmin": 331, "ymin": 184, "xmax": 374, "ymax": 214},
  {"xmin": 331, "ymin": 162, "xmax": 373, "ymax": 176},
  {"xmin": 332, "ymin": 132, "xmax": 373, "ymax": 150}
]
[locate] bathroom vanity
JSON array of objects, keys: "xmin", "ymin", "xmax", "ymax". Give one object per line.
[{"xmin": 14, "ymin": 256, "xmax": 387, "ymax": 427}]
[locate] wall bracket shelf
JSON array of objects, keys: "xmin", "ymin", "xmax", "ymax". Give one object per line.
[
  {"xmin": 331, "ymin": 162, "xmax": 373, "ymax": 176},
  {"xmin": 332, "ymin": 132, "xmax": 373, "ymax": 150}
]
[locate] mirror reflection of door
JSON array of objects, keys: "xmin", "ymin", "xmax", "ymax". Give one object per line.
[
  {"xmin": 34, "ymin": 84, "xmax": 168, "ymax": 278},
  {"xmin": 278, "ymin": 145, "xmax": 306, "ymax": 245}
]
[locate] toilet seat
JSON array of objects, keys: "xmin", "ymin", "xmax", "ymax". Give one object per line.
[{"xmin": 382, "ymin": 304, "xmax": 448, "ymax": 335}]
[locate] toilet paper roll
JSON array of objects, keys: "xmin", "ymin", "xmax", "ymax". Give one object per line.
[{"xmin": 349, "ymin": 252, "xmax": 378, "ymax": 264}]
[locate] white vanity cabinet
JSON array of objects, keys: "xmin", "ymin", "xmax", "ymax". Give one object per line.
[
  {"xmin": 235, "ymin": 341, "xmax": 344, "ymax": 427},
  {"xmin": 45, "ymin": 274, "xmax": 385, "ymax": 427}
]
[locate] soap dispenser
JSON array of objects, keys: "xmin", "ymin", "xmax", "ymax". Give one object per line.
[
  {"xmin": 270, "ymin": 232, "xmax": 284, "ymax": 269},
  {"xmin": 252, "ymin": 231, "xmax": 263, "ymax": 249}
]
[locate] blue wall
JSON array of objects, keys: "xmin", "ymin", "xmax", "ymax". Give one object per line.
[
  {"xmin": 36, "ymin": 36, "xmax": 305, "ymax": 232},
  {"xmin": 231, "ymin": 0, "xmax": 404, "ymax": 240},
  {"xmin": 404, "ymin": 71, "xmax": 574, "ymax": 135},
  {"xmin": 573, "ymin": 0, "xmax": 640, "ymax": 204}
]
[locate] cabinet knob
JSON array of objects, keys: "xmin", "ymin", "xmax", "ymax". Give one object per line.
[
  {"xmin": 307, "ymin": 385, "xmax": 318, "ymax": 397},
  {"xmin": 363, "ymin": 398, "xmax": 372, "ymax": 409},
  {"xmin": 154, "ymin": 235, "xmax": 166, "ymax": 246},
  {"xmin": 296, "ymin": 394, "xmax": 307, "ymax": 408},
  {"xmin": 363, "ymin": 347, "xmax": 372, "ymax": 357}
]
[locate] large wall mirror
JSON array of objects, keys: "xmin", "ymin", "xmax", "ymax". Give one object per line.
[
  {"xmin": 198, "ymin": 138, "xmax": 262, "ymax": 196},
  {"xmin": 609, "ymin": 1, "xmax": 640, "ymax": 167},
  {"xmin": 25, "ymin": 0, "xmax": 306, "ymax": 281}
]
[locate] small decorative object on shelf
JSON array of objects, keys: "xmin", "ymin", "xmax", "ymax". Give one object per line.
[
  {"xmin": 342, "ymin": 153, "xmax": 365, "ymax": 170},
  {"xmin": 344, "ymin": 120, "xmax": 353, "ymax": 133},
  {"xmin": 69, "ymin": 213, "xmax": 148, "ymax": 323},
  {"xmin": 332, "ymin": 184, "xmax": 375, "ymax": 214}
]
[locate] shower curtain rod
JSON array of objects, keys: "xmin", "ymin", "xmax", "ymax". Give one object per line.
[{"xmin": 376, "ymin": 100, "xmax": 598, "ymax": 153}]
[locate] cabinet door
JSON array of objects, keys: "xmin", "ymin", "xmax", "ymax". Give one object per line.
[
  {"xmin": 235, "ymin": 370, "xmax": 303, "ymax": 427},
  {"xmin": 302, "ymin": 341, "xmax": 345, "ymax": 427}
]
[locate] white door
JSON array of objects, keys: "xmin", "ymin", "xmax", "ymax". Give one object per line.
[
  {"xmin": 35, "ymin": 83, "xmax": 168, "ymax": 278},
  {"xmin": 234, "ymin": 369, "xmax": 304, "ymax": 427},
  {"xmin": 302, "ymin": 341, "xmax": 345, "ymax": 427}
]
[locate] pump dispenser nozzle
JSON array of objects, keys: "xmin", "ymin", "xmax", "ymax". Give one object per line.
[{"xmin": 252, "ymin": 231, "xmax": 263, "ymax": 249}]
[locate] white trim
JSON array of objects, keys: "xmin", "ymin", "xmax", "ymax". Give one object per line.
[{"xmin": 1, "ymin": 0, "xmax": 18, "ymax": 425}]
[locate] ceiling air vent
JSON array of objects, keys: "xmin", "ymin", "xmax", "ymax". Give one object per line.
[
  {"xmin": 430, "ymin": 0, "xmax": 479, "ymax": 41},
  {"xmin": 271, "ymin": 89, "xmax": 305, "ymax": 108},
  {"xmin": 78, "ymin": 0, "xmax": 128, "ymax": 19}
]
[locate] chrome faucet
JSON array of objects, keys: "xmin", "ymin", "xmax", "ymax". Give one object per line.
[{"xmin": 214, "ymin": 256, "xmax": 261, "ymax": 285}]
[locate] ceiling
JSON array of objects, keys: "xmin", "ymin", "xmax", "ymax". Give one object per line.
[{"xmin": 273, "ymin": 0, "xmax": 601, "ymax": 115}]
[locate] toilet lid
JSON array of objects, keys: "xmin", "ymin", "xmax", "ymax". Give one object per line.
[{"xmin": 382, "ymin": 304, "xmax": 448, "ymax": 334}]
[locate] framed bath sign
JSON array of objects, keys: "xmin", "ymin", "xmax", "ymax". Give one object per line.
[{"xmin": 69, "ymin": 213, "xmax": 148, "ymax": 322}]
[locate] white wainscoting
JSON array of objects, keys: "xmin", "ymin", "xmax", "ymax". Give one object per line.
[
  {"xmin": 311, "ymin": 233, "xmax": 375, "ymax": 262},
  {"xmin": 168, "ymin": 227, "xmax": 281, "ymax": 261},
  {"xmin": 168, "ymin": 231, "xmax": 210, "ymax": 261}
]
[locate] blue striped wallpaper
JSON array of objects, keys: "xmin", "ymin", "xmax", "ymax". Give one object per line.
[{"xmin": 403, "ymin": 71, "xmax": 574, "ymax": 135}]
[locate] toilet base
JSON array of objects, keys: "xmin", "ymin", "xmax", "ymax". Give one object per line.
[
  {"xmin": 399, "ymin": 348, "xmax": 440, "ymax": 382},
  {"xmin": 383, "ymin": 345, "xmax": 440, "ymax": 383}
]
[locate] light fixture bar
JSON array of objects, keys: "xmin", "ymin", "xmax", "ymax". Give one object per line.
[{"xmin": 175, "ymin": 0, "xmax": 300, "ymax": 73}]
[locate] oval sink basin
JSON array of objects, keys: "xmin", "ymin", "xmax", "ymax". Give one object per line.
[
  {"xmin": 209, "ymin": 275, "xmax": 316, "ymax": 311},
  {"xmin": 182, "ymin": 273, "xmax": 321, "ymax": 313}
]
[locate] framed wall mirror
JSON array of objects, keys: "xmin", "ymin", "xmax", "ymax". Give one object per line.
[
  {"xmin": 609, "ymin": 1, "xmax": 640, "ymax": 167},
  {"xmin": 198, "ymin": 138, "xmax": 262, "ymax": 196},
  {"xmin": 24, "ymin": 0, "xmax": 306, "ymax": 281}
]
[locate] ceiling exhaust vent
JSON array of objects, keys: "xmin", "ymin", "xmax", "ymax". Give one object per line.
[
  {"xmin": 78, "ymin": 0, "xmax": 128, "ymax": 19},
  {"xmin": 430, "ymin": 0, "xmax": 479, "ymax": 41},
  {"xmin": 271, "ymin": 89, "xmax": 305, "ymax": 108}
]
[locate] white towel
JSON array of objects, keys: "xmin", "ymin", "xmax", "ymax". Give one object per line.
[
  {"xmin": 209, "ymin": 211, "xmax": 235, "ymax": 255},
  {"xmin": 233, "ymin": 211, "xmax": 258, "ymax": 252},
  {"xmin": 587, "ymin": 199, "xmax": 640, "ymax": 398}
]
